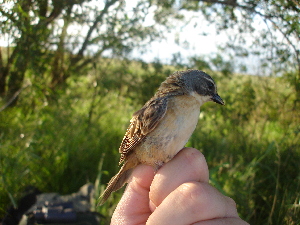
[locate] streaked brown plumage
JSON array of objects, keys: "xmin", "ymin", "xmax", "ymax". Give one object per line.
[{"xmin": 98, "ymin": 69, "xmax": 224, "ymax": 205}]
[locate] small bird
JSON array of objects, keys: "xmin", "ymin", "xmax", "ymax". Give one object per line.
[{"xmin": 99, "ymin": 69, "xmax": 224, "ymax": 205}]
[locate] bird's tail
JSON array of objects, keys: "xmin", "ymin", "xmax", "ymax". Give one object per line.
[{"xmin": 98, "ymin": 161, "xmax": 136, "ymax": 206}]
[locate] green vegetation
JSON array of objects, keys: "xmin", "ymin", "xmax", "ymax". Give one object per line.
[
  {"xmin": 1, "ymin": 0, "xmax": 299, "ymax": 224},
  {"xmin": 0, "ymin": 60, "xmax": 299, "ymax": 224}
]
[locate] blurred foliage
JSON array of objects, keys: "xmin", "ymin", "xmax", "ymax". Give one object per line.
[
  {"xmin": 181, "ymin": 0, "xmax": 299, "ymax": 69},
  {"xmin": 0, "ymin": 0, "xmax": 299, "ymax": 224},
  {"xmin": 0, "ymin": 59, "xmax": 299, "ymax": 224},
  {"xmin": 181, "ymin": 0, "xmax": 300, "ymax": 103},
  {"xmin": 1, "ymin": 0, "xmax": 299, "ymax": 107},
  {"xmin": 0, "ymin": 0, "xmax": 182, "ymax": 105}
]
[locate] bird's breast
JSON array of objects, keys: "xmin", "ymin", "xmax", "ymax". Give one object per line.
[{"xmin": 135, "ymin": 95, "xmax": 201, "ymax": 168}]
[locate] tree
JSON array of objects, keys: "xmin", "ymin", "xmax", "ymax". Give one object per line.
[
  {"xmin": 1, "ymin": 0, "xmax": 61, "ymax": 105},
  {"xmin": 0, "ymin": 0, "xmax": 180, "ymax": 107},
  {"xmin": 180, "ymin": 0, "xmax": 300, "ymax": 103},
  {"xmin": 1, "ymin": 0, "xmax": 299, "ymax": 107}
]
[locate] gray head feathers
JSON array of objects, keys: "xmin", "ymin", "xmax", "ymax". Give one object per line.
[{"xmin": 155, "ymin": 70, "xmax": 223, "ymax": 105}]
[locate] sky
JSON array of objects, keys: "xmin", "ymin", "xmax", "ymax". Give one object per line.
[
  {"xmin": 0, "ymin": 0, "xmax": 261, "ymax": 74},
  {"xmin": 128, "ymin": 4, "xmax": 228, "ymax": 65},
  {"xmin": 0, "ymin": 1, "xmax": 226, "ymax": 63},
  {"xmin": 131, "ymin": 20, "xmax": 225, "ymax": 64}
]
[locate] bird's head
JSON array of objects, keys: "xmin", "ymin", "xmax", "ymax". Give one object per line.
[{"xmin": 179, "ymin": 70, "xmax": 225, "ymax": 105}]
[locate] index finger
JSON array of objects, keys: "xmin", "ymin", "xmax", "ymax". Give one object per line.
[{"xmin": 149, "ymin": 148, "xmax": 209, "ymax": 208}]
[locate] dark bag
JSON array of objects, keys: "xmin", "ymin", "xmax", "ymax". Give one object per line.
[{"xmin": 3, "ymin": 184, "xmax": 101, "ymax": 225}]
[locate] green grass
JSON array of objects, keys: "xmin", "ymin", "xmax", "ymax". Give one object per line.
[{"xmin": 0, "ymin": 61, "xmax": 299, "ymax": 224}]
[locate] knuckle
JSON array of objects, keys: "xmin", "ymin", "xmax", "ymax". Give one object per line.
[
  {"xmin": 181, "ymin": 148, "xmax": 208, "ymax": 180},
  {"xmin": 178, "ymin": 182, "xmax": 200, "ymax": 197},
  {"xmin": 226, "ymin": 196, "xmax": 237, "ymax": 208},
  {"xmin": 182, "ymin": 148, "xmax": 206, "ymax": 166},
  {"xmin": 177, "ymin": 182, "xmax": 207, "ymax": 214}
]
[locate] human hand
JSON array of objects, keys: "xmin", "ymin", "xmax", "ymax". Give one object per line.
[{"xmin": 111, "ymin": 148, "xmax": 249, "ymax": 225}]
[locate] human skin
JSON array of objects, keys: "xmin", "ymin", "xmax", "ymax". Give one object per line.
[{"xmin": 111, "ymin": 148, "xmax": 250, "ymax": 225}]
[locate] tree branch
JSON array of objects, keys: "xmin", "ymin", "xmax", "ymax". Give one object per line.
[
  {"xmin": 193, "ymin": 0, "xmax": 256, "ymax": 12},
  {"xmin": 0, "ymin": 85, "xmax": 29, "ymax": 112},
  {"xmin": 193, "ymin": 0, "xmax": 300, "ymax": 74},
  {"xmin": 41, "ymin": 0, "xmax": 65, "ymax": 26},
  {"xmin": 72, "ymin": 0, "xmax": 119, "ymax": 65}
]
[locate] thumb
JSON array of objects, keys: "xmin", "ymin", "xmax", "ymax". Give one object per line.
[{"xmin": 111, "ymin": 164, "xmax": 155, "ymax": 225}]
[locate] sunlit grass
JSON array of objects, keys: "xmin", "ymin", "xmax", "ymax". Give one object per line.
[{"xmin": 0, "ymin": 61, "xmax": 299, "ymax": 224}]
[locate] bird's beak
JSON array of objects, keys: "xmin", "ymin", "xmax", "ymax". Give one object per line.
[{"xmin": 212, "ymin": 94, "xmax": 225, "ymax": 105}]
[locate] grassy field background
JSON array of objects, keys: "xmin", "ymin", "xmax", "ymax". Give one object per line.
[{"xmin": 0, "ymin": 60, "xmax": 299, "ymax": 224}]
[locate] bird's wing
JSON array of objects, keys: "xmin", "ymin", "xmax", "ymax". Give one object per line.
[{"xmin": 118, "ymin": 97, "xmax": 168, "ymax": 164}]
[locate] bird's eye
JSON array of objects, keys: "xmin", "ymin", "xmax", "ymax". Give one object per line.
[{"xmin": 208, "ymin": 82, "xmax": 214, "ymax": 90}]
